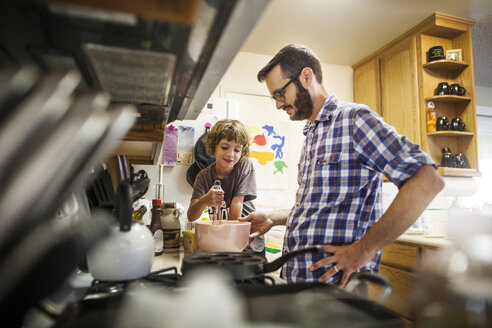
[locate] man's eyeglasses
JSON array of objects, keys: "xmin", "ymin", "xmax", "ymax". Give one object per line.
[{"xmin": 271, "ymin": 78, "xmax": 295, "ymax": 102}]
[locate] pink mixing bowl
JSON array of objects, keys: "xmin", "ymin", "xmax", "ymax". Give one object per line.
[{"xmin": 195, "ymin": 220, "xmax": 251, "ymax": 252}]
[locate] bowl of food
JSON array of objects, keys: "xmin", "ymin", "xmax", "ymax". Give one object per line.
[{"xmin": 194, "ymin": 220, "xmax": 251, "ymax": 252}]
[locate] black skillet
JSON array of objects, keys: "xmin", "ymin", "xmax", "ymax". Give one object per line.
[{"xmin": 181, "ymin": 246, "xmax": 324, "ymax": 280}]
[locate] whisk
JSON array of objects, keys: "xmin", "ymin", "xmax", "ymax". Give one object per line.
[{"xmin": 212, "ymin": 180, "xmax": 225, "ymax": 225}]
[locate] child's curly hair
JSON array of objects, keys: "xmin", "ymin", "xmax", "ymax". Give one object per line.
[{"xmin": 204, "ymin": 119, "xmax": 250, "ymax": 161}]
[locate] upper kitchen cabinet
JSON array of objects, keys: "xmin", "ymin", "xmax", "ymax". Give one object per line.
[
  {"xmin": 0, "ymin": 0, "xmax": 270, "ymax": 164},
  {"xmin": 380, "ymin": 35, "xmax": 420, "ymax": 145},
  {"xmin": 353, "ymin": 13, "xmax": 479, "ymax": 177},
  {"xmin": 353, "ymin": 57, "xmax": 381, "ymax": 116}
]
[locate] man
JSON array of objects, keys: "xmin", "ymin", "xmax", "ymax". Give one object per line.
[{"xmin": 241, "ymin": 44, "xmax": 444, "ymax": 287}]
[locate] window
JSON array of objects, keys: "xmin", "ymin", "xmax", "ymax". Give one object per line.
[{"xmin": 465, "ymin": 112, "xmax": 492, "ymax": 206}]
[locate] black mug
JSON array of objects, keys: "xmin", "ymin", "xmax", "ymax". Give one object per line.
[
  {"xmin": 454, "ymin": 153, "xmax": 470, "ymax": 168},
  {"xmin": 449, "ymin": 83, "xmax": 466, "ymax": 96},
  {"xmin": 451, "ymin": 118, "xmax": 466, "ymax": 131},
  {"xmin": 435, "ymin": 82, "xmax": 450, "ymax": 95},
  {"xmin": 428, "ymin": 46, "xmax": 445, "ymax": 62},
  {"xmin": 437, "ymin": 116, "xmax": 450, "ymax": 131},
  {"xmin": 441, "ymin": 147, "xmax": 455, "ymax": 168}
]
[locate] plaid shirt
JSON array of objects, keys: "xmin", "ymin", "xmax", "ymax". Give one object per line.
[{"xmin": 282, "ymin": 95, "xmax": 436, "ymax": 284}]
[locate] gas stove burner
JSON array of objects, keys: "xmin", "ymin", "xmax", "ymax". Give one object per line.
[
  {"xmin": 144, "ymin": 267, "xmax": 182, "ymax": 287},
  {"xmin": 80, "ymin": 268, "xmax": 184, "ymax": 303},
  {"xmin": 83, "ymin": 280, "xmax": 128, "ymax": 301},
  {"xmin": 148, "ymin": 266, "xmax": 180, "ymax": 276},
  {"xmin": 86, "ymin": 280, "xmax": 127, "ymax": 295}
]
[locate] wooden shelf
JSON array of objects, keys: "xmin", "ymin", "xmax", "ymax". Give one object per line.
[
  {"xmin": 423, "ymin": 60, "xmax": 468, "ymax": 71},
  {"xmin": 427, "ymin": 131, "xmax": 474, "ymax": 137},
  {"xmin": 421, "ymin": 25, "xmax": 468, "ymax": 39},
  {"xmin": 425, "ymin": 95, "xmax": 471, "ymax": 103},
  {"xmin": 420, "ymin": 13, "xmax": 474, "ymax": 39},
  {"xmin": 438, "ymin": 167, "xmax": 480, "ymax": 177},
  {"xmin": 124, "ymin": 129, "xmax": 164, "ymax": 142},
  {"xmin": 354, "ymin": 14, "xmax": 479, "ymax": 179}
]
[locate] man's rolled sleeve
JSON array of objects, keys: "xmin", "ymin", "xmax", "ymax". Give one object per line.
[{"xmin": 353, "ymin": 107, "xmax": 437, "ymax": 188}]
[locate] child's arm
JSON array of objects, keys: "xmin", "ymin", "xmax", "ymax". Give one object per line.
[
  {"xmin": 187, "ymin": 187, "xmax": 224, "ymax": 221},
  {"xmin": 229, "ymin": 196, "xmax": 245, "ymax": 220}
]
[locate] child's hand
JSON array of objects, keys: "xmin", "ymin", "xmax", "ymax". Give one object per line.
[{"xmin": 205, "ymin": 187, "xmax": 224, "ymax": 207}]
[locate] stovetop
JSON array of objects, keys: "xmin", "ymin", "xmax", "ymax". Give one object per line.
[
  {"xmin": 47, "ymin": 265, "xmax": 284, "ymax": 326},
  {"xmin": 46, "ymin": 265, "xmax": 405, "ymax": 328},
  {"xmin": 17, "ymin": 246, "xmax": 405, "ymax": 328}
]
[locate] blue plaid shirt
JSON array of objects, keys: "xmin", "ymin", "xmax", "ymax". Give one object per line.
[{"xmin": 282, "ymin": 95, "xmax": 436, "ymax": 284}]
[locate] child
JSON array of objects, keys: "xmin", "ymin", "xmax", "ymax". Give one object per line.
[{"xmin": 187, "ymin": 119, "xmax": 264, "ymax": 254}]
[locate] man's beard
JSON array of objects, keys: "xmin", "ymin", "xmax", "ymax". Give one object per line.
[{"xmin": 290, "ymin": 81, "xmax": 314, "ymax": 121}]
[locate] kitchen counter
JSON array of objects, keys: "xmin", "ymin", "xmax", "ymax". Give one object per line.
[
  {"xmin": 397, "ymin": 233, "xmax": 452, "ymax": 248},
  {"xmin": 155, "ymin": 235, "xmax": 454, "ymax": 271}
]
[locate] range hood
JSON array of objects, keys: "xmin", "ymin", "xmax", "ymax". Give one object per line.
[{"xmin": 0, "ymin": 0, "xmax": 269, "ymax": 150}]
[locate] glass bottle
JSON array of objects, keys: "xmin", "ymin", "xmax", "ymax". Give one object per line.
[
  {"xmin": 150, "ymin": 199, "xmax": 164, "ymax": 256},
  {"xmin": 162, "ymin": 202, "xmax": 181, "ymax": 253},
  {"xmin": 426, "ymin": 101, "xmax": 437, "ymax": 132}
]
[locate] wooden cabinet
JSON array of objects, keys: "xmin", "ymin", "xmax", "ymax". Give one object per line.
[
  {"xmin": 378, "ymin": 242, "xmax": 419, "ymax": 320},
  {"xmin": 374, "ymin": 241, "xmax": 440, "ymax": 322},
  {"xmin": 353, "ymin": 58, "xmax": 381, "ymax": 115},
  {"xmin": 379, "ymin": 264, "xmax": 415, "ymax": 320},
  {"xmin": 353, "ymin": 13, "xmax": 479, "ymax": 177},
  {"xmin": 380, "ymin": 36, "xmax": 420, "ymax": 144}
]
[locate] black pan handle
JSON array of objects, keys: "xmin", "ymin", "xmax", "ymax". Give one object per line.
[{"xmin": 263, "ymin": 246, "xmax": 324, "ymax": 273}]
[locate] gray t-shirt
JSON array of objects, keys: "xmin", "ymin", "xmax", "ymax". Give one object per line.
[{"xmin": 191, "ymin": 159, "xmax": 264, "ymax": 252}]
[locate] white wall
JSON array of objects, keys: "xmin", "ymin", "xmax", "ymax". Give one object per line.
[
  {"xmin": 476, "ymin": 85, "xmax": 492, "ymax": 110},
  {"xmin": 476, "ymin": 86, "xmax": 492, "ymax": 118},
  {"xmin": 214, "ymin": 52, "xmax": 354, "ymax": 101},
  {"xmin": 137, "ymin": 51, "xmax": 354, "ymax": 218}
]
